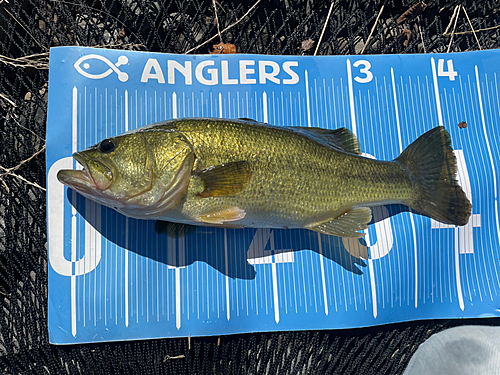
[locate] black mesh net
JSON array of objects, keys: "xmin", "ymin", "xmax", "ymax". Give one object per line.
[{"xmin": 1, "ymin": 0, "xmax": 500, "ymax": 373}]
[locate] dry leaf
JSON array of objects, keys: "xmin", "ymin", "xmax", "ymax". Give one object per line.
[
  {"xmin": 397, "ymin": 2, "xmax": 427, "ymax": 25},
  {"xmin": 399, "ymin": 28, "xmax": 412, "ymax": 48},
  {"xmin": 209, "ymin": 43, "xmax": 237, "ymax": 54},
  {"xmin": 458, "ymin": 121, "xmax": 467, "ymax": 129}
]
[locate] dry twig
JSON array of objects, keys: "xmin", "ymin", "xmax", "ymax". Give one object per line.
[
  {"xmin": 185, "ymin": 0, "xmax": 262, "ymax": 54},
  {"xmin": 0, "ymin": 145, "xmax": 45, "ymax": 178},
  {"xmin": 163, "ymin": 354, "xmax": 185, "ymax": 362},
  {"xmin": 213, "ymin": 0, "xmax": 223, "ymax": 44},
  {"xmin": 443, "ymin": 5, "xmax": 482, "ymax": 50},
  {"xmin": 0, "ymin": 43, "xmax": 145, "ymax": 71},
  {"xmin": 447, "ymin": 4, "xmax": 461, "ymax": 53},
  {"xmin": 443, "ymin": 5, "xmax": 460, "ymax": 35},
  {"xmin": 314, "ymin": 1, "xmax": 335, "ymax": 56},
  {"xmin": 360, "ymin": 5, "xmax": 384, "ymax": 54},
  {"xmin": 443, "ymin": 24, "xmax": 500, "ymax": 35},
  {"xmin": 0, "ymin": 146, "xmax": 46, "ymax": 193},
  {"xmin": 0, "ymin": 52, "xmax": 50, "ymax": 70},
  {"xmin": 0, "ymin": 179, "xmax": 9, "ymax": 193},
  {"xmin": 0, "ymin": 93, "xmax": 17, "ymax": 107},
  {"xmin": 462, "ymin": 6, "xmax": 482, "ymax": 50},
  {"xmin": 0, "ymin": 172, "xmax": 46, "ymax": 192},
  {"xmin": 418, "ymin": 17, "xmax": 426, "ymax": 53}
]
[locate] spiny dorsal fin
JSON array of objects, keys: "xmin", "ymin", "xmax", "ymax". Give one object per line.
[
  {"xmin": 289, "ymin": 126, "xmax": 362, "ymax": 155},
  {"xmin": 196, "ymin": 161, "xmax": 252, "ymax": 198},
  {"xmin": 238, "ymin": 118, "xmax": 258, "ymax": 122}
]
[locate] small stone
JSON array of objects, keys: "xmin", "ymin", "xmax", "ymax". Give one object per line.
[
  {"xmin": 300, "ymin": 38, "xmax": 315, "ymax": 51},
  {"xmin": 38, "ymin": 20, "xmax": 46, "ymax": 33}
]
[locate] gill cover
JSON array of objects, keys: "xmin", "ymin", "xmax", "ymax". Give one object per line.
[{"xmin": 118, "ymin": 131, "xmax": 194, "ymax": 218}]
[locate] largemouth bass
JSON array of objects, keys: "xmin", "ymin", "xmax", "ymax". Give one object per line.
[{"xmin": 57, "ymin": 118, "xmax": 471, "ymax": 258}]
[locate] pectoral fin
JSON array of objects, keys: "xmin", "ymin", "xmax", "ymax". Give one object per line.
[
  {"xmin": 306, "ymin": 206, "xmax": 372, "ymax": 240},
  {"xmin": 196, "ymin": 207, "xmax": 246, "ymax": 224},
  {"xmin": 196, "ymin": 161, "xmax": 252, "ymax": 198}
]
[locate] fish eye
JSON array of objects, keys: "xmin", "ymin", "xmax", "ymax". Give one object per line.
[{"xmin": 99, "ymin": 139, "xmax": 115, "ymax": 153}]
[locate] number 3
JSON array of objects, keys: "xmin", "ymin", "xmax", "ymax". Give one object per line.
[{"xmin": 353, "ymin": 60, "xmax": 373, "ymax": 83}]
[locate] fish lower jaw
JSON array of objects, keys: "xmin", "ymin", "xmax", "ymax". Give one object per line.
[{"xmin": 57, "ymin": 169, "xmax": 95, "ymax": 191}]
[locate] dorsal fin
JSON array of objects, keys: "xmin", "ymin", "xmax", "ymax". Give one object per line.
[{"xmin": 288, "ymin": 126, "xmax": 362, "ymax": 155}]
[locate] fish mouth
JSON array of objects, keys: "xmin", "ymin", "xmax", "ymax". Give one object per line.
[
  {"xmin": 57, "ymin": 153, "xmax": 112, "ymax": 192},
  {"xmin": 57, "ymin": 153, "xmax": 95, "ymax": 189}
]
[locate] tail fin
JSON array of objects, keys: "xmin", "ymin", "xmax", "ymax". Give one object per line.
[{"xmin": 396, "ymin": 126, "xmax": 472, "ymax": 226}]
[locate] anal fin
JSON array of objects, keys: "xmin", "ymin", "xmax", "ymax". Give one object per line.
[
  {"xmin": 306, "ymin": 206, "xmax": 372, "ymax": 240},
  {"xmin": 306, "ymin": 207, "xmax": 372, "ymax": 259}
]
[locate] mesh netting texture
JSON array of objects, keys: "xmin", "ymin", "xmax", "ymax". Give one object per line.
[{"xmin": 1, "ymin": 0, "xmax": 500, "ymax": 373}]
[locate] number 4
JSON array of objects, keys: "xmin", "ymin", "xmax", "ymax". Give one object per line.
[{"xmin": 438, "ymin": 59, "xmax": 458, "ymax": 81}]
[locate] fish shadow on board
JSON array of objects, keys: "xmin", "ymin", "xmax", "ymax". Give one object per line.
[{"xmin": 68, "ymin": 190, "xmax": 409, "ymax": 280}]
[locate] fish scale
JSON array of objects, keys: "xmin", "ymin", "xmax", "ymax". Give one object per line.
[{"xmin": 162, "ymin": 119, "xmax": 413, "ymax": 226}]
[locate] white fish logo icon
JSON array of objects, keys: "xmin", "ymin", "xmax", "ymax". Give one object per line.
[{"xmin": 74, "ymin": 54, "xmax": 129, "ymax": 82}]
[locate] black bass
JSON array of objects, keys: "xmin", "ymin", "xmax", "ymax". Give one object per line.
[{"xmin": 57, "ymin": 118, "xmax": 472, "ymax": 258}]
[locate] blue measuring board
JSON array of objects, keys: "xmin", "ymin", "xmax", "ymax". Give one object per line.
[{"xmin": 46, "ymin": 46, "xmax": 500, "ymax": 344}]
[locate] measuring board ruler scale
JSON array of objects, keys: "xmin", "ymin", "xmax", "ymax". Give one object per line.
[{"xmin": 47, "ymin": 47, "xmax": 500, "ymax": 344}]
